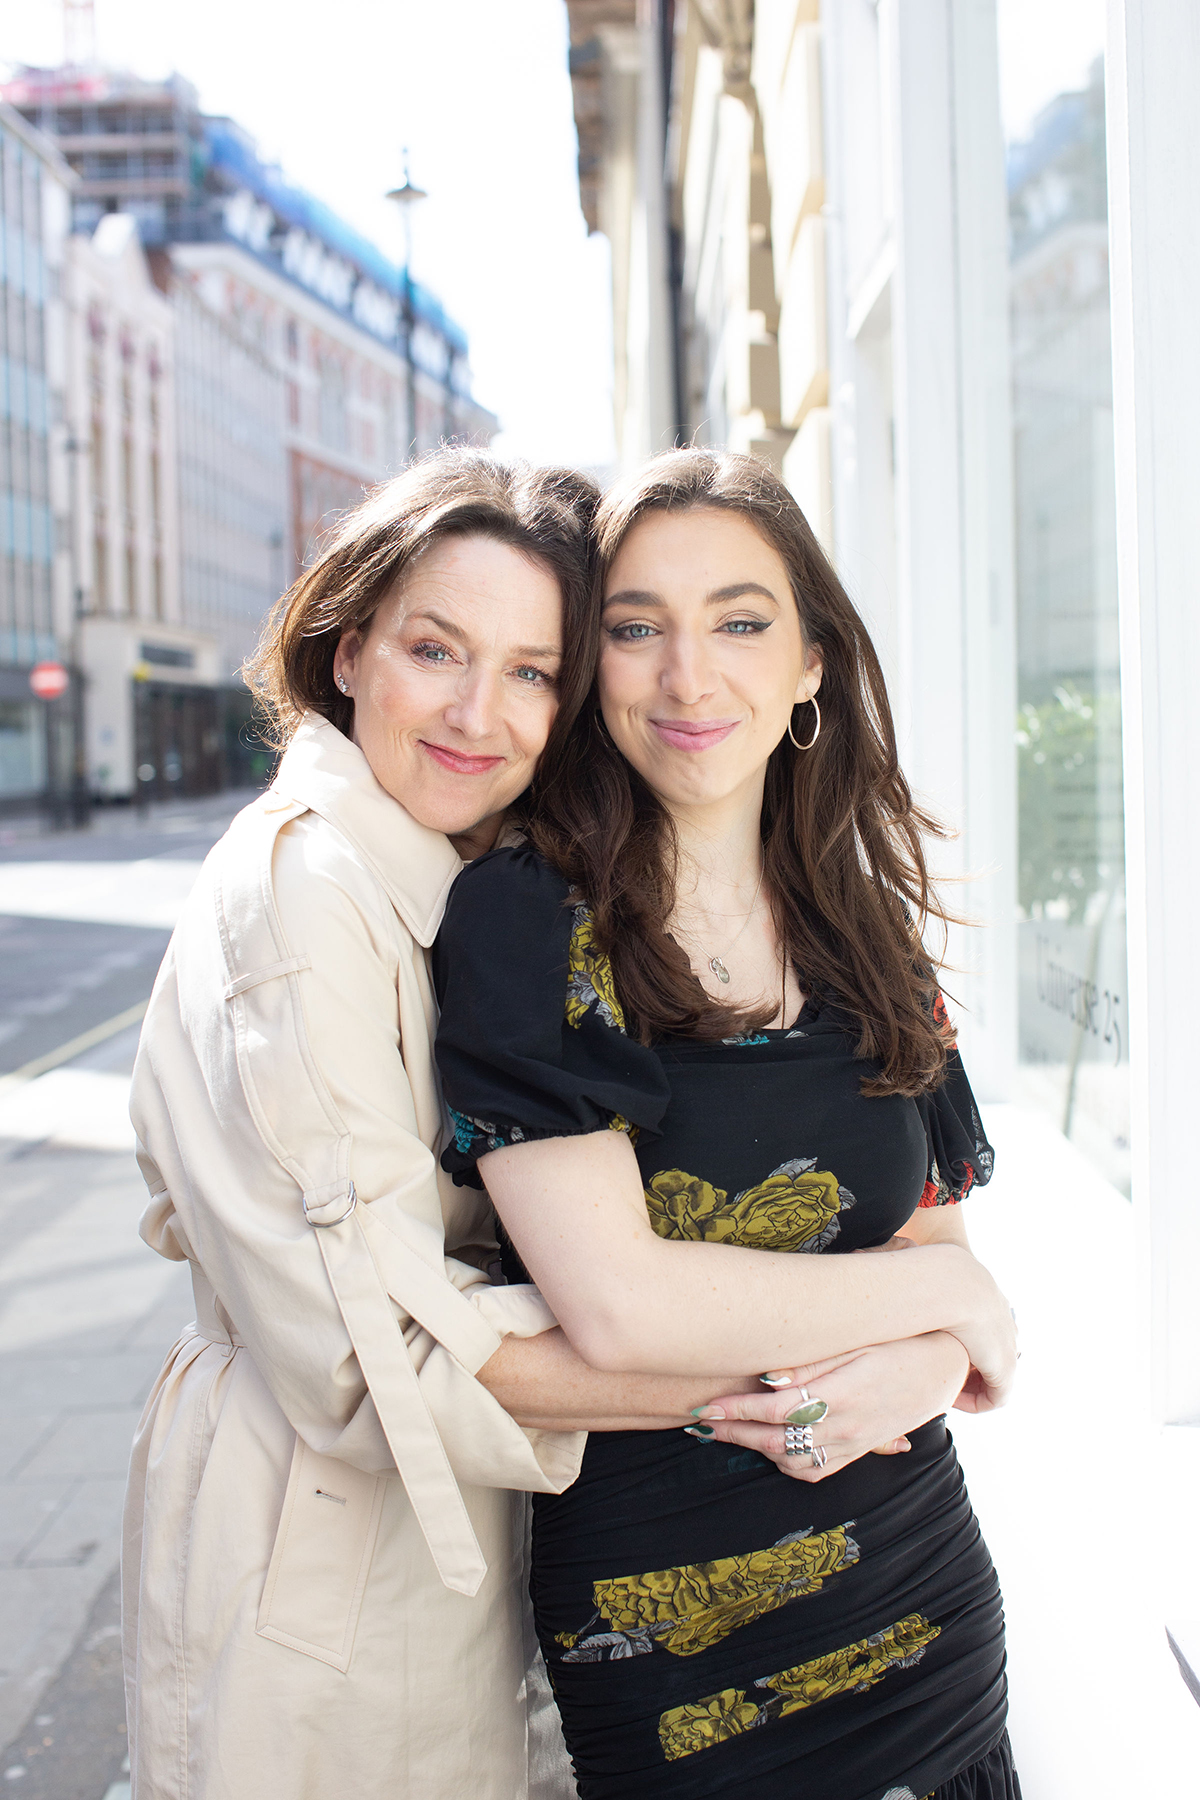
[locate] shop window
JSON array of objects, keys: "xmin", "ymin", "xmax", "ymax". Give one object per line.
[
  {"xmin": 999, "ymin": 14, "xmax": 1127, "ymax": 1191},
  {"xmin": 0, "ymin": 699, "xmax": 46, "ymax": 798}
]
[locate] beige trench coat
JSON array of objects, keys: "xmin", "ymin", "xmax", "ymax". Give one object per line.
[{"xmin": 123, "ymin": 714, "xmax": 585, "ymax": 1800}]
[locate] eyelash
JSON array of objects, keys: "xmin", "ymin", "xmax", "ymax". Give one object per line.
[
  {"xmin": 410, "ymin": 641, "xmax": 555, "ymax": 687},
  {"xmin": 607, "ymin": 618, "xmax": 771, "ymax": 642}
]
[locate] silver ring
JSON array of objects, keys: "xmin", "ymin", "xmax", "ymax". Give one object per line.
[
  {"xmin": 783, "ymin": 1424, "xmax": 813, "ymax": 1457},
  {"xmin": 811, "ymin": 1444, "xmax": 828, "ymax": 1470}
]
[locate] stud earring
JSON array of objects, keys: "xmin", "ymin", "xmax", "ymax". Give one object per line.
[
  {"xmin": 787, "ymin": 696, "xmax": 820, "ymax": 751},
  {"xmin": 337, "ymin": 675, "xmax": 350, "ymax": 695}
]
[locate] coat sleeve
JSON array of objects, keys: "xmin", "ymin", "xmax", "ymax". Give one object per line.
[{"xmin": 132, "ymin": 806, "xmax": 583, "ymax": 1499}]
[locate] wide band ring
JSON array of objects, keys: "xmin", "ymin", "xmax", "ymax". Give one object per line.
[{"xmin": 784, "ymin": 1424, "xmax": 813, "ymax": 1457}]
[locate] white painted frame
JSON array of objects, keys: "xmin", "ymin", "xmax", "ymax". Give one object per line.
[
  {"xmin": 823, "ymin": 0, "xmax": 1017, "ymax": 1099},
  {"xmin": 1106, "ymin": 0, "xmax": 1200, "ymax": 1425}
]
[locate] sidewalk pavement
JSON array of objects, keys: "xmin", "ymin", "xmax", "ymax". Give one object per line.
[
  {"xmin": 0, "ymin": 791, "xmax": 251, "ymax": 1798},
  {"xmin": 0, "ymin": 1020, "xmax": 190, "ymax": 1796}
]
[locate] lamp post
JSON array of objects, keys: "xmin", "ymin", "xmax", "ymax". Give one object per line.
[
  {"xmin": 386, "ymin": 153, "xmax": 426, "ymax": 461},
  {"xmin": 62, "ymin": 431, "xmax": 92, "ymax": 828}
]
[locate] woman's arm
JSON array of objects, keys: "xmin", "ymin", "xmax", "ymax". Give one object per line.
[
  {"xmin": 474, "ymin": 1327, "xmax": 747, "ymax": 1430},
  {"xmin": 480, "ymin": 1129, "xmax": 1016, "ymax": 1406}
]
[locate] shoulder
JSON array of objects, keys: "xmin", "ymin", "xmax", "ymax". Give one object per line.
[
  {"xmin": 438, "ymin": 846, "xmax": 574, "ymax": 971},
  {"xmin": 273, "ymin": 809, "xmax": 399, "ymax": 932},
  {"xmin": 446, "ymin": 843, "xmax": 573, "ymax": 916}
]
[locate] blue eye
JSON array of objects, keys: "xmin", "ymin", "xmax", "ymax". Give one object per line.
[
  {"xmin": 514, "ymin": 666, "xmax": 554, "ymax": 686},
  {"xmin": 722, "ymin": 619, "xmax": 769, "ymax": 635},
  {"xmin": 610, "ymin": 621, "xmax": 656, "ymax": 641}
]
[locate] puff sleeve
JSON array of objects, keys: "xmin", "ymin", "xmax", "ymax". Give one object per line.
[
  {"xmin": 434, "ymin": 846, "xmax": 670, "ymax": 1187},
  {"xmin": 915, "ymin": 997, "xmax": 995, "ymax": 1205}
]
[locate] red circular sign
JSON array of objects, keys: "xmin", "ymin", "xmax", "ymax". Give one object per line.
[{"xmin": 29, "ymin": 661, "xmax": 69, "ymax": 700}]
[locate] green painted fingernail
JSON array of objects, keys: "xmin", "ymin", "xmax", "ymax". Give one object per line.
[
  {"xmin": 684, "ymin": 1424, "xmax": 715, "ymax": 1439},
  {"xmin": 691, "ymin": 1406, "xmax": 725, "ymax": 1420}
]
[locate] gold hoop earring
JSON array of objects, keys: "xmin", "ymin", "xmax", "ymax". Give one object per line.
[{"xmin": 788, "ymin": 696, "xmax": 820, "ymax": 751}]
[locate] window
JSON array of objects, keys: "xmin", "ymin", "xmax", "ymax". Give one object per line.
[{"xmin": 998, "ymin": 13, "xmax": 1127, "ymax": 1193}]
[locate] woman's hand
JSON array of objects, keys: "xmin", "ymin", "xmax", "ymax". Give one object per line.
[{"xmin": 685, "ymin": 1333, "xmax": 971, "ymax": 1481}]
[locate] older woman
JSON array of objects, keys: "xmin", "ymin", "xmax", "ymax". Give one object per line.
[{"xmin": 123, "ymin": 452, "xmax": 722, "ymax": 1800}]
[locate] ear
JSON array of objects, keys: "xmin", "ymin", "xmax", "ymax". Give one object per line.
[
  {"xmin": 333, "ymin": 627, "xmax": 363, "ymax": 697},
  {"xmin": 795, "ymin": 645, "xmax": 823, "ymax": 705}
]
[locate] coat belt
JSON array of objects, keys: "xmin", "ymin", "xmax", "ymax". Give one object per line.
[{"xmin": 304, "ymin": 1182, "xmax": 491, "ymax": 1597}]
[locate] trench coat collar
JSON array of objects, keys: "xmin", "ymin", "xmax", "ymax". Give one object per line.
[{"xmin": 268, "ymin": 712, "xmax": 462, "ymax": 948}]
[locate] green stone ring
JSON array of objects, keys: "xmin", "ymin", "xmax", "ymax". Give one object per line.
[{"xmin": 785, "ymin": 1389, "xmax": 829, "ymax": 1428}]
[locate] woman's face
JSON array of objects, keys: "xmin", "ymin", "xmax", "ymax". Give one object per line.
[
  {"xmin": 598, "ymin": 507, "xmax": 822, "ymax": 817},
  {"xmin": 334, "ymin": 533, "xmax": 563, "ymax": 852}
]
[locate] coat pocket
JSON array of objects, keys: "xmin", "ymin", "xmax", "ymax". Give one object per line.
[{"xmin": 256, "ymin": 1437, "xmax": 387, "ymax": 1672}]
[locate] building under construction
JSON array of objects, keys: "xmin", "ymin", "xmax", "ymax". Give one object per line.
[{"xmin": 0, "ymin": 59, "xmax": 495, "ymax": 809}]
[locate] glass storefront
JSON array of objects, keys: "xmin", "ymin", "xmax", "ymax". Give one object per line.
[
  {"xmin": 0, "ymin": 697, "xmax": 45, "ymax": 798},
  {"xmin": 998, "ymin": 10, "xmax": 1128, "ymax": 1192}
]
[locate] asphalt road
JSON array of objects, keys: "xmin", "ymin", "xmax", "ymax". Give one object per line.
[
  {"xmin": 0, "ymin": 792, "xmax": 260, "ymax": 1078},
  {"xmin": 0, "ymin": 790, "xmax": 260, "ymax": 1800}
]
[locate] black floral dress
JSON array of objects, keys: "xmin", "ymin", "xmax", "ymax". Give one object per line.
[{"xmin": 434, "ymin": 848, "xmax": 1019, "ymax": 1800}]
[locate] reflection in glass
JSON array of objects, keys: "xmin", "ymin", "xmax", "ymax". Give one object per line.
[{"xmin": 1002, "ymin": 44, "xmax": 1128, "ymax": 1191}]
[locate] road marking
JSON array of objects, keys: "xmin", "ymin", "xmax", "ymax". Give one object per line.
[{"xmin": 0, "ymin": 1000, "xmax": 149, "ymax": 1097}]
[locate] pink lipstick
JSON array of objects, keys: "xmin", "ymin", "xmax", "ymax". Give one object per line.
[
  {"xmin": 649, "ymin": 718, "xmax": 739, "ymax": 753},
  {"xmin": 420, "ymin": 740, "xmax": 505, "ymax": 775}
]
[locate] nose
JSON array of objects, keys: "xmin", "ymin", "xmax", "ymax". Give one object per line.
[
  {"xmin": 442, "ymin": 664, "xmax": 502, "ymax": 742},
  {"xmin": 660, "ymin": 626, "xmax": 719, "ymax": 707}
]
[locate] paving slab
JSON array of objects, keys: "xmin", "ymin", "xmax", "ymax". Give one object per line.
[{"xmin": 0, "ymin": 1568, "xmax": 129, "ymax": 1799}]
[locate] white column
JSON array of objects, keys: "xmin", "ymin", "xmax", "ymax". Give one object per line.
[
  {"xmin": 1107, "ymin": 0, "xmax": 1200, "ymax": 1423},
  {"xmin": 946, "ymin": 0, "xmax": 1018, "ymax": 1102},
  {"xmin": 885, "ymin": 0, "xmax": 1017, "ymax": 1096}
]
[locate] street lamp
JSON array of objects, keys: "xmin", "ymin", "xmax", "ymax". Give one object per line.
[
  {"xmin": 386, "ymin": 153, "xmax": 426, "ymax": 461},
  {"xmin": 62, "ymin": 431, "xmax": 92, "ymax": 828}
]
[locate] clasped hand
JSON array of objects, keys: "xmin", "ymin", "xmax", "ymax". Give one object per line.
[{"xmin": 690, "ymin": 1330, "xmax": 971, "ymax": 1483}]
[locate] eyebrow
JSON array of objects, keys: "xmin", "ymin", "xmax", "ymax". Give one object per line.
[
  {"xmin": 602, "ymin": 581, "xmax": 780, "ymax": 610},
  {"xmin": 407, "ymin": 609, "xmax": 561, "ymax": 659}
]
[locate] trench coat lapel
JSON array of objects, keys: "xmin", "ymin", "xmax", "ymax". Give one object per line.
[{"xmin": 270, "ymin": 712, "xmax": 461, "ymax": 948}]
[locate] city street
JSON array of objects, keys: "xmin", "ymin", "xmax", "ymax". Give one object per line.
[
  {"xmin": 1, "ymin": 786, "xmax": 1199, "ymax": 1795},
  {"xmin": 0, "ymin": 791, "xmax": 257, "ymax": 1799}
]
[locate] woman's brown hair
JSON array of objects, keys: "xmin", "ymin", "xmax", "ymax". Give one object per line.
[
  {"xmin": 525, "ymin": 448, "xmax": 953, "ymax": 1097},
  {"xmin": 247, "ymin": 447, "xmax": 599, "ymax": 771}
]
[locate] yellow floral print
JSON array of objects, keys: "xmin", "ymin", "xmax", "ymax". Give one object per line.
[
  {"xmin": 591, "ymin": 1525, "xmax": 860, "ymax": 1658},
  {"xmin": 644, "ymin": 1157, "xmax": 855, "ymax": 1253},
  {"xmin": 658, "ymin": 1613, "xmax": 941, "ymax": 1761},
  {"xmin": 659, "ymin": 1689, "xmax": 763, "ymax": 1754},
  {"xmin": 565, "ymin": 904, "xmax": 626, "ymax": 1032},
  {"xmin": 763, "ymin": 1611, "xmax": 939, "ymax": 1709}
]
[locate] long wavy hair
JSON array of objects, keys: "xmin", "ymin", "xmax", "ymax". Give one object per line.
[{"xmin": 525, "ymin": 449, "xmax": 953, "ymax": 1097}]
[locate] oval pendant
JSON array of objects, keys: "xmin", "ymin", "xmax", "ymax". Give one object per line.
[{"xmin": 709, "ymin": 956, "xmax": 731, "ymax": 984}]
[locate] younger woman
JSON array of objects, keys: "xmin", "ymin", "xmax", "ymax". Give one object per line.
[{"xmin": 435, "ymin": 450, "xmax": 1019, "ymax": 1800}]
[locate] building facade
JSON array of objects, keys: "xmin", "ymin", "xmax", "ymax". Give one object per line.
[
  {"xmin": 0, "ymin": 104, "xmax": 73, "ymax": 815},
  {"xmin": 2, "ymin": 64, "xmax": 496, "ymax": 803},
  {"xmin": 564, "ymin": 1, "xmax": 1200, "ymax": 1777},
  {"xmin": 168, "ymin": 268, "xmax": 287, "ymax": 788},
  {"xmin": 64, "ymin": 211, "xmax": 222, "ymax": 804},
  {"xmin": 6, "ymin": 69, "xmax": 496, "ymax": 570}
]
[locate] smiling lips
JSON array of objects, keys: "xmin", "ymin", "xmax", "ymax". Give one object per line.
[
  {"xmin": 649, "ymin": 717, "xmax": 739, "ymax": 753},
  {"xmin": 420, "ymin": 740, "xmax": 506, "ymax": 775}
]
